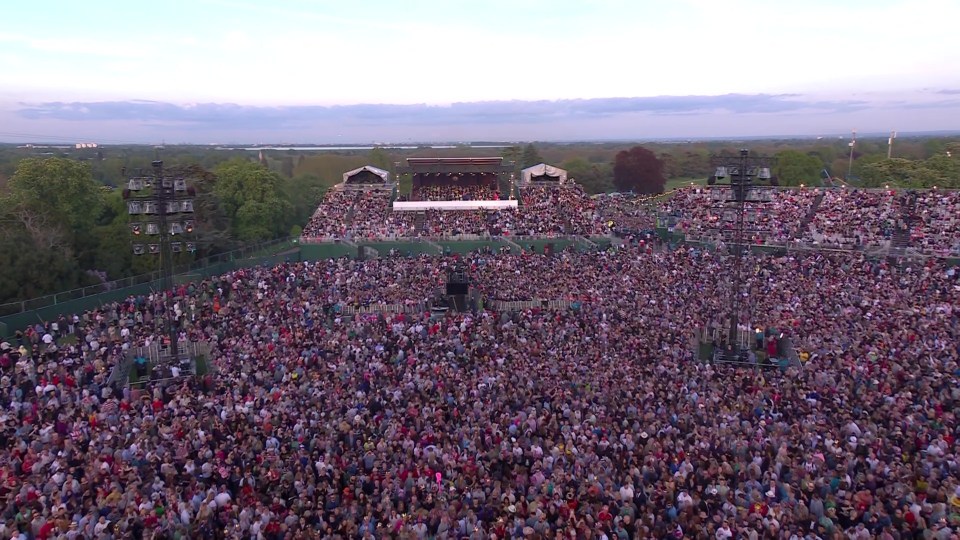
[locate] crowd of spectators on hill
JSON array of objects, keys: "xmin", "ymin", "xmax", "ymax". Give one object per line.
[
  {"xmin": 796, "ymin": 190, "xmax": 899, "ymax": 250},
  {"xmin": 910, "ymin": 190, "xmax": 960, "ymax": 256},
  {"xmin": 301, "ymin": 184, "xmax": 960, "ymax": 261},
  {"xmin": 659, "ymin": 188, "xmax": 819, "ymax": 246},
  {"xmin": 410, "ymin": 185, "xmax": 500, "ymax": 202},
  {"xmin": 593, "ymin": 195, "xmax": 657, "ymax": 237},
  {"xmin": 347, "ymin": 192, "xmax": 396, "ymax": 241},
  {"xmin": 301, "ymin": 184, "xmax": 606, "ymax": 241},
  {"xmin": 299, "ymin": 191, "xmax": 356, "ymax": 239},
  {"xmin": 515, "ymin": 186, "xmax": 605, "ymax": 237},
  {"xmin": 3, "ymin": 237, "xmax": 959, "ymax": 539}
]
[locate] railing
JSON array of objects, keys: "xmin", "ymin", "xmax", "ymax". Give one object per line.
[
  {"xmin": 676, "ymin": 233, "xmax": 958, "ymax": 259},
  {"xmin": 108, "ymin": 341, "xmax": 211, "ymax": 388},
  {"xmin": 301, "ymin": 233, "xmax": 607, "ymax": 244},
  {"xmin": 0, "ymin": 237, "xmax": 296, "ymax": 318},
  {"xmin": 487, "ymin": 299, "xmax": 574, "ymax": 312},
  {"xmin": 298, "ymin": 236, "xmax": 353, "ymax": 245},
  {"xmin": 698, "ymin": 326, "xmax": 752, "ymax": 350},
  {"xmin": 337, "ymin": 302, "xmax": 427, "ymax": 316}
]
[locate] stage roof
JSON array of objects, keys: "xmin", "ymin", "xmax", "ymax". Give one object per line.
[
  {"xmin": 396, "ymin": 157, "xmax": 514, "ymax": 174},
  {"xmin": 521, "ymin": 163, "xmax": 568, "ymax": 184},
  {"xmin": 343, "ymin": 165, "xmax": 391, "ymax": 184}
]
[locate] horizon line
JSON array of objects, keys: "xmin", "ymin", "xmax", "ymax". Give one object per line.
[{"xmin": 3, "ymin": 129, "xmax": 959, "ymax": 147}]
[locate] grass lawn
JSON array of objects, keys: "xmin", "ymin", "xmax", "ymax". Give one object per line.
[{"xmin": 664, "ymin": 177, "xmax": 707, "ymax": 191}]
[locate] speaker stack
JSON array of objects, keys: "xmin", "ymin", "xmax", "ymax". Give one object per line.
[{"xmin": 445, "ymin": 264, "xmax": 470, "ymax": 312}]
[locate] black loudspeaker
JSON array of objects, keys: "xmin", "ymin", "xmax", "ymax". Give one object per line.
[
  {"xmin": 358, "ymin": 246, "xmax": 365, "ymax": 260},
  {"xmin": 446, "ymin": 282, "xmax": 469, "ymax": 296}
]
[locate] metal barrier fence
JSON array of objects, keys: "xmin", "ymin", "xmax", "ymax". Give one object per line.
[
  {"xmin": 107, "ymin": 341, "xmax": 212, "ymax": 388},
  {"xmin": 338, "ymin": 302, "xmax": 428, "ymax": 316},
  {"xmin": 302, "ymin": 234, "xmax": 613, "ymax": 244},
  {"xmin": 487, "ymin": 299, "xmax": 575, "ymax": 312},
  {"xmin": 698, "ymin": 326, "xmax": 752, "ymax": 350}
]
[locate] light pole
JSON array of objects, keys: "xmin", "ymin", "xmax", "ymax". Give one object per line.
[
  {"xmin": 707, "ymin": 149, "xmax": 777, "ymax": 361},
  {"xmin": 124, "ymin": 161, "xmax": 196, "ymax": 362}
]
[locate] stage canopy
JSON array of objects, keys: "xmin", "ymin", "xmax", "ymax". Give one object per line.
[
  {"xmin": 343, "ymin": 165, "xmax": 391, "ymax": 184},
  {"xmin": 521, "ymin": 163, "xmax": 567, "ymax": 184}
]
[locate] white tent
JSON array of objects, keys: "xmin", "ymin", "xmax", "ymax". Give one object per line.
[
  {"xmin": 342, "ymin": 165, "xmax": 391, "ymax": 184},
  {"xmin": 521, "ymin": 163, "xmax": 567, "ymax": 185}
]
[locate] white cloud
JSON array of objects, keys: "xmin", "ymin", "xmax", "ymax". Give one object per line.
[{"xmin": 0, "ymin": 0, "xmax": 958, "ymax": 108}]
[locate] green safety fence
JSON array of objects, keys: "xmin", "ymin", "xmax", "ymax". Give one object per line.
[{"xmin": 2, "ymin": 236, "xmax": 611, "ymax": 337}]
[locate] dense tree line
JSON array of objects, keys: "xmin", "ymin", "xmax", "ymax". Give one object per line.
[{"xmin": 0, "ymin": 156, "xmax": 327, "ymax": 308}]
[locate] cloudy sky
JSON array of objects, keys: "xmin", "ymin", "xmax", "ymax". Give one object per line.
[{"xmin": 2, "ymin": 0, "xmax": 959, "ymax": 144}]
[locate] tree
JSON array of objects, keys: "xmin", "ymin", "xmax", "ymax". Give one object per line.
[
  {"xmin": 561, "ymin": 157, "xmax": 613, "ymax": 194},
  {"xmin": 6, "ymin": 157, "xmax": 104, "ymax": 237},
  {"xmin": 774, "ymin": 150, "xmax": 822, "ymax": 186},
  {"xmin": 368, "ymin": 147, "xmax": 392, "ymax": 171},
  {"xmin": 213, "ymin": 160, "xmax": 293, "ymax": 242},
  {"xmin": 612, "ymin": 146, "xmax": 666, "ymax": 194},
  {"xmin": 520, "ymin": 144, "xmax": 544, "ymax": 169},
  {"xmin": 164, "ymin": 164, "xmax": 234, "ymax": 256},
  {"xmin": 280, "ymin": 157, "xmax": 295, "ymax": 178},
  {"xmin": 860, "ymin": 155, "xmax": 960, "ymax": 189},
  {"xmin": 283, "ymin": 174, "xmax": 329, "ymax": 226},
  {"xmin": 501, "ymin": 146, "xmax": 522, "ymax": 171},
  {"xmin": 0, "ymin": 225, "xmax": 92, "ymax": 304}
]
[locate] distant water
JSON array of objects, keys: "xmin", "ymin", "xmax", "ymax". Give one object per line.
[{"xmin": 220, "ymin": 145, "xmax": 510, "ymax": 151}]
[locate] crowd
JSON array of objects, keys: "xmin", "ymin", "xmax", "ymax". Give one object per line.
[
  {"xmin": 303, "ymin": 184, "xmax": 960, "ymax": 258},
  {"xmin": 593, "ymin": 195, "xmax": 657, "ymax": 237},
  {"xmin": 299, "ymin": 191, "xmax": 356, "ymax": 239},
  {"xmin": 910, "ymin": 190, "xmax": 960, "ymax": 256},
  {"xmin": 516, "ymin": 186, "xmax": 606, "ymax": 237},
  {"xmin": 3, "ymin": 236, "xmax": 960, "ymax": 539},
  {"xmin": 659, "ymin": 188, "xmax": 819, "ymax": 246},
  {"xmin": 301, "ymin": 184, "xmax": 605, "ymax": 241},
  {"xmin": 657, "ymin": 186, "xmax": 960, "ymax": 254},
  {"xmin": 411, "ymin": 185, "xmax": 500, "ymax": 202},
  {"xmin": 796, "ymin": 190, "xmax": 899, "ymax": 250},
  {"xmin": 347, "ymin": 192, "xmax": 396, "ymax": 241}
]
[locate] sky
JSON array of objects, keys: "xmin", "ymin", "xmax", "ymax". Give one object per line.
[{"xmin": 1, "ymin": 0, "xmax": 959, "ymax": 144}]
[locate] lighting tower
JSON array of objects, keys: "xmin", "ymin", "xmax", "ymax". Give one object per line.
[
  {"xmin": 707, "ymin": 149, "xmax": 777, "ymax": 361},
  {"xmin": 123, "ymin": 160, "xmax": 196, "ymax": 361}
]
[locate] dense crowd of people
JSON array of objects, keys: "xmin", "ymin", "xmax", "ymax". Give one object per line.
[
  {"xmin": 593, "ymin": 195, "xmax": 657, "ymax": 237},
  {"xmin": 659, "ymin": 188, "xmax": 818, "ymax": 246},
  {"xmin": 796, "ymin": 190, "xmax": 898, "ymax": 250},
  {"xmin": 657, "ymin": 186, "xmax": 960, "ymax": 255},
  {"xmin": 302, "ymin": 183, "xmax": 960, "ymax": 260},
  {"xmin": 517, "ymin": 186, "xmax": 606, "ymax": 237},
  {"xmin": 411, "ymin": 185, "xmax": 499, "ymax": 202},
  {"xmin": 910, "ymin": 190, "xmax": 960, "ymax": 256},
  {"xmin": 299, "ymin": 191, "xmax": 356, "ymax": 240},
  {"xmin": 3, "ymin": 234, "xmax": 960, "ymax": 538},
  {"xmin": 301, "ymin": 184, "xmax": 606, "ymax": 241}
]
